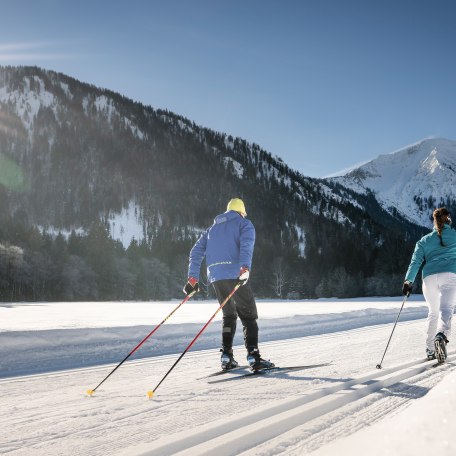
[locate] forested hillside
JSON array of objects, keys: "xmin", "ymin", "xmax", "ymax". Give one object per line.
[{"xmin": 0, "ymin": 66, "xmax": 424, "ymax": 301}]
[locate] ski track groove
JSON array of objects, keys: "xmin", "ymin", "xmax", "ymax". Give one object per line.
[
  {"xmin": 249, "ymin": 362, "xmax": 455, "ymax": 456},
  {"xmin": 1, "ymin": 340, "xmax": 328, "ymax": 456},
  {"xmin": 1, "ymin": 319, "xmax": 452, "ymax": 456},
  {"xmin": 139, "ymin": 352, "xmax": 456, "ymax": 456},
  {"xmin": 1, "ymin": 387, "xmax": 231, "ymax": 456},
  {"xmin": 248, "ymin": 365, "xmax": 449, "ymax": 455},
  {"xmin": 0, "ymin": 328, "xmax": 406, "ymax": 455}
]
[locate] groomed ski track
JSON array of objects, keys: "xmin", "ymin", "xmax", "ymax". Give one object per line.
[{"xmin": 1, "ymin": 319, "xmax": 455, "ymax": 456}]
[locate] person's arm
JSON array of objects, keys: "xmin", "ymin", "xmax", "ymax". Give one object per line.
[
  {"xmin": 239, "ymin": 219, "xmax": 255, "ymax": 270},
  {"xmin": 404, "ymin": 240, "xmax": 425, "ymax": 284},
  {"xmin": 188, "ymin": 230, "xmax": 208, "ymax": 280}
]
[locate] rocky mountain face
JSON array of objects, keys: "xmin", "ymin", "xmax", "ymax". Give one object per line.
[{"xmin": 0, "ymin": 66, "xmax": 428, "ymax": 300}]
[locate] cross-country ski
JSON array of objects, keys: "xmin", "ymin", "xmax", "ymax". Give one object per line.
[{"xmin": 207, "ymin": 363, "xmax": 333, "ymax": 383}]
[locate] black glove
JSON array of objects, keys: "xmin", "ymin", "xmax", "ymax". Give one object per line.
[
  {"xmin": 402, "ymin": 281, "xmax": 413, "ymax": 296},
  {"xmin": 183, "ymin": 277, "xmax": 199, "ymax": 295},
  {"xmin": 238, "ymin": 267, "xmax": 250, "ymax": 286}
]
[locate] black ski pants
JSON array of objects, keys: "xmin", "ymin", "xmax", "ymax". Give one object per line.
[{"xmin": 212, "ymin": 279, "xmax": 258, "ymax": 353}]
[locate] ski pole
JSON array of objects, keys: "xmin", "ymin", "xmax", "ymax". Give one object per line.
[
  {"xmin": 147, "ymin": 282, "xmax": 242, "ymax": 399},
  {"xmin": 375, "ymin": 292, "xmax": 409, "ymax": 369},
  {"xmin": 86, "ymin": 290, "xmax": 197, "ymax": 396}
]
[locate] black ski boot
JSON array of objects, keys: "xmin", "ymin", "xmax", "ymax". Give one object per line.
[
  {"xmin": 434, "ymin": 332, "xmax": 449, "ymax": 364},
  {"xmin": 247, "ymin": 348, "xmax": 275, "ymax": 371},
  {"xmin": 426, "ymin": 348, "xmax": 436, "ymax": 361},
  {"xmin": 220, "ymin": 349, "xmax": 239, "ymax": 370}
]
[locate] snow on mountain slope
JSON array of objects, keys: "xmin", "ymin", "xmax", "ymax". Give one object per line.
[{"xmin": 331, "ymin": 138, "xmax": 456, "ymax": 228}]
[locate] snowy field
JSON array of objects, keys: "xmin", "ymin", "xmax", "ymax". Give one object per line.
[{"xmin": 1, "ymin": 295, "xmax": 456, "ymax": 455}]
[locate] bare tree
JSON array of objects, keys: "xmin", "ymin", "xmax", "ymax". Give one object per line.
[
  {"xmin": 0, "ymin": 242, "xmax": 24, "ymax": 300},
  {"xmin": 271, "ymin": 256, "xmax": 288, "ymax": 297}
]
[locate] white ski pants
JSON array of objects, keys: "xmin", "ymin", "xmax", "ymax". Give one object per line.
[{"xmin": 422, "ymin": 272, "xmax": 456, "ymax": 351}]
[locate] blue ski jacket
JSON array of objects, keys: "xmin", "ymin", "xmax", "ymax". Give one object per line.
[
  {"xmin": 188, "ymin": 210, "xmax": 255, "ymax": 283},
  {"xmin": 405, "ymin": 224, "xmax": 456, "ymax": 283}
]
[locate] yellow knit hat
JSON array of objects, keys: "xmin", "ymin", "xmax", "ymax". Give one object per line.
[{"xmin": 227, "ymin": 198, "xmax": 247, "ymax": 215}]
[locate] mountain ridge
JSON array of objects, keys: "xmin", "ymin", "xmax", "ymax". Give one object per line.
[
  {"xmin": 331, "ymin": 137, "xmax": 456, "ymax": 228},
  {"xmin": 0, "ymin": 66, "xmax": 431, "ymax": 300}
]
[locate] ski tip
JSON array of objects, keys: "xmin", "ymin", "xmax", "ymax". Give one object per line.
[
  {"xmin": 147, "ymin": 390, "xmax": 154, "ymax": 399},
  {"xmin": 86, "ymin": 389, "xmax": 95, "ymax": 396}
]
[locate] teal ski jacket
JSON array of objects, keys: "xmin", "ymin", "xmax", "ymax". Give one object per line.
[{"xmin": 405, "ymin": 224, "xmax": 456, "ymax": 283}]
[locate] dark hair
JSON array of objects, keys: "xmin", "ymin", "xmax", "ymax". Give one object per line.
[{"xmin": 433, "ymin": 207, "xmax": 451, "ymax": 246}]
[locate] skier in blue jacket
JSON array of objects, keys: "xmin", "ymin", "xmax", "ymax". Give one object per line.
[
  {"xmin": 403, "ymin": 207, "xmax": 456, "ymax": 362},
  {"xmin": 183, "ymin": 198, "xmax": 274, "ymax": 370}
]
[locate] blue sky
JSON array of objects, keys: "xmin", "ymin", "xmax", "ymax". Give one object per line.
[{"xmin": 0, "ymin": 0, "xmax": 455, "ymax": 177}]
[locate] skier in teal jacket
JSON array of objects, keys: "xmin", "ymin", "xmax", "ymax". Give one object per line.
[{"xmin": 403, "ymin": 207, "xmax": 456, "ymax": 361}]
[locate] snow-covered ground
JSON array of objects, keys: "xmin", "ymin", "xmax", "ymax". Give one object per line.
[{"xmin": 1, "ymin": 295, "xmax": 455, "ymax": 455}]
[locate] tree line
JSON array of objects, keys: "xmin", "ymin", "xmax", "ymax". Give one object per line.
[{"xmin": 0, "ymin": 217, "xmax": 420, "ymax": 302}]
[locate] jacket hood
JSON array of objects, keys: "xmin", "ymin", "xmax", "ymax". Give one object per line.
[{"xmin": 214, "ymin": 210, "xmax": 242, "ymax": 225}]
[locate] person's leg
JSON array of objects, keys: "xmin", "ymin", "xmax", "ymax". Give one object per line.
[
  {"xmin": 232, "ymin": 283, "xmax": 258, "ymax": 352},
  {"xmin": 422, "ymin": 274, "xmax": 440, "ymax": 351},
  {"xmin": 213, "ymin": 280, "xmax": 238, "ymax": 352},
  {"xmin": 437, "ymin": 272, "xmax": 456, "ymax": 339},
  {"xmin": 234, "ymin": 284, "xmax": 274, "ymax": 368}
]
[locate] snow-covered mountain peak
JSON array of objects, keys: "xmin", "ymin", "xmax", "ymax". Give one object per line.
[
  {"xmin": 0, "ymin": 73, "xmax": 57, "ymax": 135},
  {"xmin": 0, "ymin": 67, "xmax": 147, "ymax": 142},
  {"xmin": 331, "ymin": 138, "xmax": 456, "ymax": 228}
]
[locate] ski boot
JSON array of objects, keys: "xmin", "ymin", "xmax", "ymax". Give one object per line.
[
  {"xmin": 426, "ymin": 348, "xmax": 436, "ymax": 361},
  {"xmin": 434, "ymin": 332, "xmax": 449, "ymax": 364},
  {"xmin": 247, "ymin": 348, "xmax": 275, "ymax": 371},
  {"xmin": 220, "ymin": 349, "xmax": 239, "ymax": 371}
]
